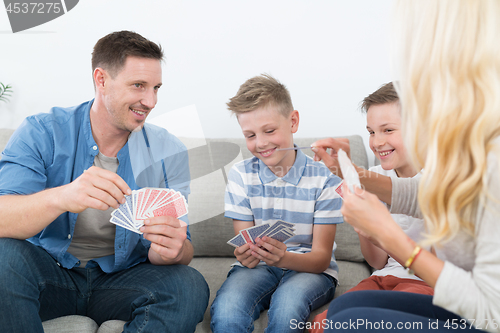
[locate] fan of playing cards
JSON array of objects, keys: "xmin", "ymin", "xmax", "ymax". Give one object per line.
[
  {"xmin": 110, "ymin": 188, "xmax": 188, "ymax": 234},
  {"xmin": 227, "ymin": 220, "xmax": 296, "ymax": 247}
]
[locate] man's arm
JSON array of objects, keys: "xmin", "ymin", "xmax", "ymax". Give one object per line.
[{"xmin": 0, "ymin": 167, "xmax": 131, "ymax": 239}]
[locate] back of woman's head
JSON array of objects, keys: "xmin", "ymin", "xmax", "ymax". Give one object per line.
[{"xmin": 393, "ymin": 0, "xmax": 500, "ymax": 245}]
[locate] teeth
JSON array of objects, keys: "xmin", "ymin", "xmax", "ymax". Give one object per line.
[
  {"xmin": 260, "ymin": 149, "xmax": 275, "ymax": 157},
  {"xmin": 131, "ymin": 108, "xmax": 146, "ymax": 115},
  {"xmin": 379, "ymin": 151, "xmax": 392, "ymax": 156}
]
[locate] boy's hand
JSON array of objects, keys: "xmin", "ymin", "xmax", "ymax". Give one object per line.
[
  {"xmin": 235, "ymin": 244, "xmax": 260, "ymax": 268},
  {"xmin": 250, "ymin": 236, "xmax": 287, "ymax": 267}
]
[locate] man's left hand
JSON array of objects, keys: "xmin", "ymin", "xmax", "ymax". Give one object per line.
[{"xmin": 140, "ymin": 216, "xmax": 189, "ymax": 264}]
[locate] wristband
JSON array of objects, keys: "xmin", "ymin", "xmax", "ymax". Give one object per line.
[{"xmin": 404, "ymin": 245, "xmax": 422, "ymax": 270}]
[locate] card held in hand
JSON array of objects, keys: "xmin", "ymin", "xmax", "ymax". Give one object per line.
[
  {"xmin": 110, "ymin": 188, "xmax": 188, "ymax": 234},
  {"xmin": 226, "ymin": 220, "xmax": 296, "ymax": 248},
  {"xmin": 337, "ymin": 149, "xmax": 361, "ymax": 193}
]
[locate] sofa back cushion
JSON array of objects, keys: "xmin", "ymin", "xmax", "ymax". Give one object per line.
[
  {"xmin": 0, "ymin": 129, "xmax": 367, "ymax": 263},
  {"xmin": 181, "ymin": 136, "xmax": 367, "ymax": 262}
]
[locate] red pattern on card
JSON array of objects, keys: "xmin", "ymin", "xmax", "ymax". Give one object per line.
[
  {"xmin": 151, "ymin": 197, "xmax": 187, "ymax": 218},
  {"xmin": 335, "ymin": 181, "xmax": 344, "ymax": 199},
  {"xmin": 240, "ymin": 230, "xmax": 253, "ymax": 244}
]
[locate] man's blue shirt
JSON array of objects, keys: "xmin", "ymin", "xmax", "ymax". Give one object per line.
[{"xmin": 0, "ymin": 100, "xmax": 191, "ymax": 273}]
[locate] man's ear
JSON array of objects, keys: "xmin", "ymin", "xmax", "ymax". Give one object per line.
[
  {"xmin": 93, "ymin": 68, "xmax": 107, "ymax": 91},
  {"xmin": 290, "ymin": 110, "xmax": 299, "ymax": 133}
]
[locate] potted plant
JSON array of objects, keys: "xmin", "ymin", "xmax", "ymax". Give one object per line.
[{"xmin": 0, "ymin": 83, "xmax": 13, "ymax": 103}]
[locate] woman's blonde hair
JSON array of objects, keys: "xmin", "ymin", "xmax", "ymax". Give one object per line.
[{"xmin": 393, "ymin": 0, "xmax": 500, "ymax": 245}]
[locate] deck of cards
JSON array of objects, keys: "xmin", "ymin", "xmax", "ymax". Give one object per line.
[
  {"xmin": 110, "ymin": 188, "xmax": 188, "ymax": 234},
  {"xmin": 227, "ymin": 220, "xmax": 296, "ymax": 247}
]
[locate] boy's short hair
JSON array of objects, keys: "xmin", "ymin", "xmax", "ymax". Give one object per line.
[
  {"xmin": 227, "ymin": 74, "xmax": 293, "ymax": 117},
  {"xmin": 360, "ymin": 82, "xmax": 399, "ymax": 113},
  {"xmin": 92, "ymin": 30, "xmax": 163, "ymax": 78}
]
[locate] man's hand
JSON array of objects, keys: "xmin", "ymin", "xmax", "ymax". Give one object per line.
[
  {"xmin": 141, "ymin": 215, "xmax": 191, "ymax": 265},
  {"xmin": 249, "ymin": 236, "xmax": 288, "ymax": 268},
  {"xmin": 58, "ymin": 166, "xmax": 131, "ymax": 213},
  {"xmin": 234, "ymin": 243, "xmax": 260, "ymax": 268},
  {"xmin": 311, "ymin": 137, "xmax": 351, "ymax": 178}
]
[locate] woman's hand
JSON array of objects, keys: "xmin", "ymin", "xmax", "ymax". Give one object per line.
[{"xmin": 341, "ymin": 183, "xmax": 403, "ymax": 250}]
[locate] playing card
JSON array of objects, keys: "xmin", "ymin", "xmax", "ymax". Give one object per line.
[
  {"xmin": 227, "ymin": 234, "xmax": 246, "ymax": 248},
  {"xmin": 227, "ymin": 220, "xmax": 296, "ymax": 247},
  {"xmin": 264, "ymin": 220, "xmax": 294, "ymax": 237},
  {"xmin": 149, "ymin": 196, "xmax": 188, "ymax": 219},
  {"xmin": 145, "ymin": 191, "xmax": 182, "ymax": 218},
  {"xmin": 337, "ymin": 149, "xmax": 361, "ymax": 193},
  {"xmin": 110, "ymin": 216, "xmax": 143, "ymax": 234},
  {"xmin": 240, "ymin": 229, "xmax": 254, "ymax": 244},
  {"xmin": 269, "ymin": 229, "xmax": 294, "ymax": 242},
  {"xmin": 334, "ymin": 180, "xmax": 344, "ymax": 200},
  {"xmin": 138, "ymin": 188, "xmax": 158, "ymax": 220},
  {"xmin": 111, "ymin": 207, "xmax": 133, "ymax": 227},
  {"xmin": 110, "ymin": 188, "xmax": 188, "ymax": 234},
  {"xmin": 246, "ymin": 224, "xmax": 271, "ymax": 240}
]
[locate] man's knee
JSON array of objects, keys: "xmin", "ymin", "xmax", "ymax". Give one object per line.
[
  {"xmin": 0, "ymin": 238, "xmax": 37, "ymax": 270},
  {"xmin": 151, "ymin": 265, "xmax": 209, "ymax": 312}
]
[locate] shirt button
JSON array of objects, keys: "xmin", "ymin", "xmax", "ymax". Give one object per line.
[
  {"xmin": 92, "ymin": 145, "xmax": 98, "ymax": 151},
  {"xmin": 277, "ymin": 198, "xmax": 282, "ymax": 203},
  {"xmin": 67, "ymin": 234, "xmax": 71, "ymax": 239}
]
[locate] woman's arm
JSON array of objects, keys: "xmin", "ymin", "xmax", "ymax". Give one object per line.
[{"xmin": 311, "ymin": 138, "xmax": 393, "ymax": 204}]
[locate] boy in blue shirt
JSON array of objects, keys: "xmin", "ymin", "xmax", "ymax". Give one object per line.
[{"xmin": 210, "ymin": 74, "xmax": 343, "ymax": 332}]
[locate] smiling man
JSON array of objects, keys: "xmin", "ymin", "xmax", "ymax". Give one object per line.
[{"xmin": 0, "ymin": 31, "xmax": 209, "ymax": 333}]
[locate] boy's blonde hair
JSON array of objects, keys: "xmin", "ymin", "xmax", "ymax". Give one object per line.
[
  {"xmin": 227, "ymin": 74, "xmax": 294, "ymax": 117},
  {"xmin": 394, "ymin": 0, "xmax": 500, "ymax": 245},
  {"xmin": 360, "ymin": 82, "xmax": 399, "ymax": 113}
]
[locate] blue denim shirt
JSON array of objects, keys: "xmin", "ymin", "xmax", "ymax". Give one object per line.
[{"xmin": 0, "ymin": 100, "xmax": 191, "ymax": 273}]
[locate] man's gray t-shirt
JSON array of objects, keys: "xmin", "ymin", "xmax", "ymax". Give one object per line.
[{"xmin": 66, "ymin": 152, "xmax": 118, "ymax": 267}]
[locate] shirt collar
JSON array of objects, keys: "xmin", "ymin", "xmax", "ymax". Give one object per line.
[
  {"xmin": 83, "ymin": 99, "xmax": 98, "ymax": 150},
  {"xmin": 258, "ymin": 147, "xmax": 307, "ymax": 185}
]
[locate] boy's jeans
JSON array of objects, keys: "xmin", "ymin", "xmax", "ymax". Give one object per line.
[
  {"xmin": 210, "ymin": 265, "xmax": 336, "ymax": 333},
  {"xmin": 0, "ymin": 238, "xmax": 209, "ymax": 333}
]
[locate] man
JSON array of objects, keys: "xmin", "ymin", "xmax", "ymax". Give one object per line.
[{"xmin": 0, "ymin": 31, "xmax": 209, "ymax": 332}]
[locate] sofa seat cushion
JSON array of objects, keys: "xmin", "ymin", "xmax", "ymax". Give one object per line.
[{"xmin": 189, "ymin": 257, "xmax": 371, "ymax": 333}]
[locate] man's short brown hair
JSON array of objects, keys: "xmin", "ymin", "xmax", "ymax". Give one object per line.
[
  {"xmin": 92, "ymin": 30, "xmax": 163, "ymax": 77},
  {"xmin": 360, "ymin": 82, "xmax": 399, "ymax": 113},
  {"xmin": 227, "ymin": 74, "xmax": 293, "ymax": 117}
]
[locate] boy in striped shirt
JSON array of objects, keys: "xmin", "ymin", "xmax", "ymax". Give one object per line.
[{"xmin": 210, "ymin": 74, "xmax": 343, "ymax": 333}]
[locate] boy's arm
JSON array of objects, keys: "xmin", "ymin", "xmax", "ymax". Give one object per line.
[
  {"xmin": 233, "ymin": 219, "xmax": 260, "ymax": 268},
  {"xmin": 250, "ymin": 224, "xmax": 337, "ymax": 274},
  {"xmin": 358, "ymin": 233, "xmax": 389, "ymax": 270}
]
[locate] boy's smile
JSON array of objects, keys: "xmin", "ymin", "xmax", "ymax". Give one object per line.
[
  {"xmin": 366, "ymin": 102, "xmax": 416, "ymax": 178},
  {"xmin": 238, "ymin": 106, "xmax": 299, "ymax": 177}
]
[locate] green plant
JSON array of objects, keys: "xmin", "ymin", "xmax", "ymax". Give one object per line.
[{"xmin": 0, "ymin": 83, "xmax": 13, "ymax": 103}]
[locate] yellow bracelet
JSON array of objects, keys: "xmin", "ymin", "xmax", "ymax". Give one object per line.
[{"xmin": 404, "ymin": 245, "xmax": 422, "ymax": 269}]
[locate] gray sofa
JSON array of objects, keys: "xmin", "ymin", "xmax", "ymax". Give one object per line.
[{"xmin": 0, "ymin": 129, "xmax": 372, "ymax": 333}]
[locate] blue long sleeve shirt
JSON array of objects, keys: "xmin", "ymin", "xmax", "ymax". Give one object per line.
[{"xmin": 0, "ymin": 100, "xmax": 191, "ymax": 273}]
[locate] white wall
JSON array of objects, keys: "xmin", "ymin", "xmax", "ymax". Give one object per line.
[{"xmin": 0, "ymin": 0, "xmax": 394, "ymax": 163}]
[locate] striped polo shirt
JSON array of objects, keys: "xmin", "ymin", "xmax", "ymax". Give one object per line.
[{"xmin": 225, "ymin": 149, "xmax": 344, "ymax": 279}]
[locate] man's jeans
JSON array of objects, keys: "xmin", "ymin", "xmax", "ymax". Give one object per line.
[
  {"xmin": 210, "ymin": 265, "xmax": 336, "ymax": 333},
  {"xmin": 0, "ymin": 238, "xmax": 209, "ymax": 333}
]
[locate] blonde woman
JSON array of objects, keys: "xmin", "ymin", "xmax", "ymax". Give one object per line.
[{"xmin": 313, "ymin": 1, "xmax": 500, "ymax": 332}]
